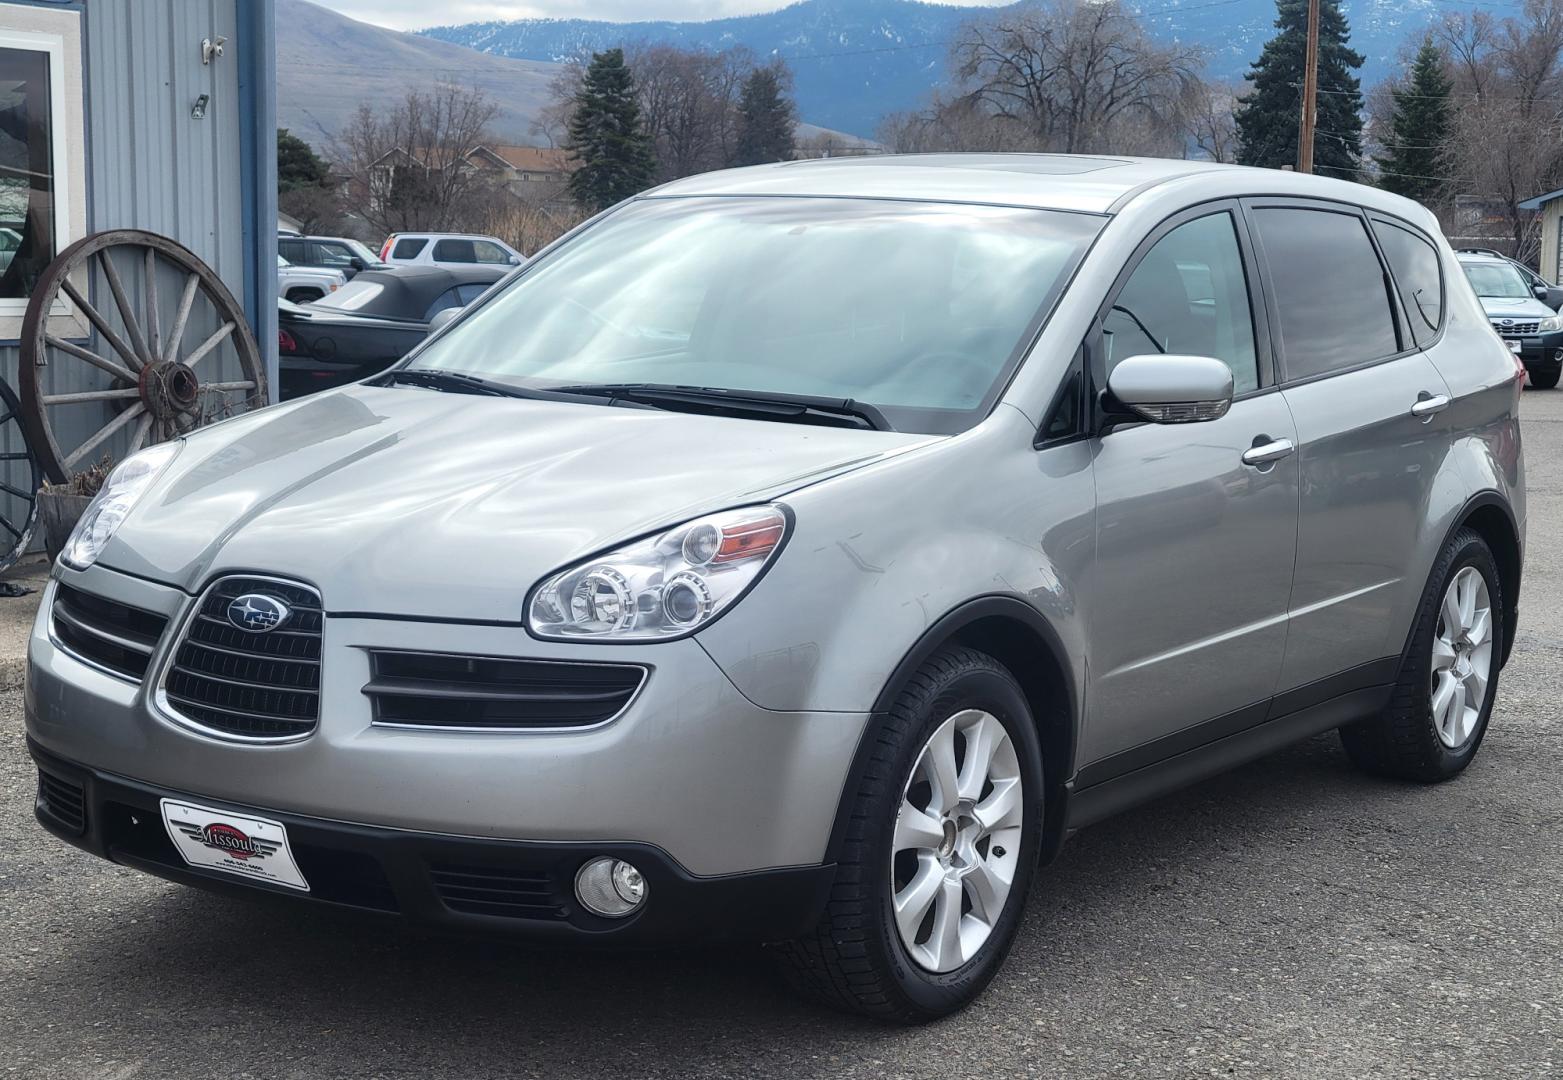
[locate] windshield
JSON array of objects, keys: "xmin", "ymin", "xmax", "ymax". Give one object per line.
[
  {"xmin": 408, "ymin": 196, "xmax": 1103, "ymax": 434},
  {"xmin": 1463, "ymin": 262, "xmax": 1532, "ymax": 299}
]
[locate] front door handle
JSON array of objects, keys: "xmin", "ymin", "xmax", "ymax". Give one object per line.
[
  {"xmin": 1411, "ymin": 393, "xmax": 1450, "ymax": 420},
  {"xmin": 1241, "ymin": 437, "xmax": 1295, "ymax": 467}
]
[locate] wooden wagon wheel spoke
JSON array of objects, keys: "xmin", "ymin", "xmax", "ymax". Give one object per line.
[
  {"xmin": 44, "ymin": 333, "xmax": 137, "ymax": 384},
  {"xmin": 64, "ymin": 402, "xmax": 145, "ymax": 469},
  {"xmin": 20, "ymin": 229, "xmax": 268, "ymax": 485},
  {"xmin": 0, "ymin": 380, "xmax": 41, "ymax": 569},
  {"xmin": 60, "ymin": 278, "xmax": 142, "ymax": 372},
  {"xmin": 97, "ymin": 249, "xmax": 154, "ymax": 368},
  {"xmin": 164, "ymin": 271, "xmax": 201, "ymax": 366}
]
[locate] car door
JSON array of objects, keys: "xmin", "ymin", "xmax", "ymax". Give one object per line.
[
  {"xmin": 1245, "ymin": 199, "xmax": 1454, "ymax": 696},
  {"xmin": 1082, "ymin": 203, "xmax": 1301, "ymax": 770}
]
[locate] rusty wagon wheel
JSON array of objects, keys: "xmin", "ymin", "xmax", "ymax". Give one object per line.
[
  {"xmin": 19, "ymin": 229, "xmax": 267, "ymax": 484},
  {"xmin": 0, "ymin": 378, "xmax": 42, "ymax": 572}
]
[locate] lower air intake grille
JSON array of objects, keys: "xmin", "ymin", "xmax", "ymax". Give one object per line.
[
  {"xmin": 51, "ymin": 583, "xmax": 168, "ymax": 681},
  {"xmin": 429, "ymin": 862, "xmax": 567, "ymax": 920},
  {"xmin": 36, "ymin": 768, "xmax": 86, "ymax": 835},
  {"xmin": 364, "ymin": 651, "xmax": 645, "ymax": 729},
  {"xmin": 163, "ymin": 576, "xmax": 323, "ymax": 740}
]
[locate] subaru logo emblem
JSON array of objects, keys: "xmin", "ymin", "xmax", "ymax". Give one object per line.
[
  {"xmin": 227, "ymin": 593, "xmax": 290, "ymax": 633},
  {"xmin": 1502, "ymin": 318, "xmax": 1515, "ymax": 325}
]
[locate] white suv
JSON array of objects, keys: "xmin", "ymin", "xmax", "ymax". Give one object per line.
[
  {"xmin": 378, "ymin": 232, "xmax": 525, "ymax": 270},
  {"xmin": 276, "ymin": 254, "xmax": 345, "ymax": 304}
]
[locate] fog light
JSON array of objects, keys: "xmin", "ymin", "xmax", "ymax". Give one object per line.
[{"xmin": 574, "ymin": 856, "xmax": 646, "ymax": 918}]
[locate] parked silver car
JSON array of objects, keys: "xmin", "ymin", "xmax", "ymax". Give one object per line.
[{"xmin": 28, "ymin": 155, "xmax": 1524, "ymax": 1023}]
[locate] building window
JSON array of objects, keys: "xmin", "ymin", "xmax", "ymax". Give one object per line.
[{"xmin": 0, "ymin": 8, "xmax": 84, "ymax": 337}]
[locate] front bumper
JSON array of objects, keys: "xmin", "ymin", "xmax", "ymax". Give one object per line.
[
  {"xmin": 1497, "ymin": 327, "xmax": 1563, "ymax": 367},
  {"xmin": 26, "ymin": 562, "xmax": 867, "ymax": 879},
  {"xmin": 30, "ymin": 740, "xmax": 833, "ymax": 944}
]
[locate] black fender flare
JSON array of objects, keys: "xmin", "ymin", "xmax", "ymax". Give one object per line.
[{"xmin": 822, "ymin": 594, "xmax": 1079, "ymax": 865}]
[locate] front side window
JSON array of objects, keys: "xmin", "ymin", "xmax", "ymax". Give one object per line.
[
  {"xmin": 1373, "ymin": 220, "xmax": 1444, "ymax": 344},
  {"xmin": 1254, "ymin": 207, "xmax": 1400, "ymax": 380},
  {"xmin": 472, "ymin": 240, "xmax": 511, "ymax": 264},
  {"xmin": 1103, "ymin": 212, "xmax": 1259, "ymax": 394},
  {"xmin": 410, "ymin": 197, "xmax": 1104, "ymax": 435}
]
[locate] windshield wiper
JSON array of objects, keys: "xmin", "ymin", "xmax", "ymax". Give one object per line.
[
  {"xmin": 382, "ymin": 368, "xmax": 541, "ymax": 399},
  {"xmin": 547, "ymin": 383, "xmax": 891, "ymax": 431}
]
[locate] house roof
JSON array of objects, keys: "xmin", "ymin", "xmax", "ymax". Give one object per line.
[
  {"xmin": 1518, "ymin": 188, "xmax": 1563, "ymax": 211},
  {"xmin": 468, "ymin": 144, "xmax": 574, "ymax": 173}
]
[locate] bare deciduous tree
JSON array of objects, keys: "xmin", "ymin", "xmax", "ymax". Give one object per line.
[{"xmin": 333, "ymin": 83, "xmax": 502, "ymax": 236}]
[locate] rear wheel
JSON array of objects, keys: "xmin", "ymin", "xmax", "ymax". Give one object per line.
[
  {"xmin": 1528, "ymin": 366, "xmax": 1560, "ymax": 389},
  {"xmin": 775, "ymin": 646, "xmax": 1044, "ymax": 1023},
  {"xmin": 1341, "ymin": 528, "xmax": 1502, "ymax": 781}
]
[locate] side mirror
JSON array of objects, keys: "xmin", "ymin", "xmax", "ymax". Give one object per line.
[
  {"xmin": 349, "ymin": 256, "xmax": 367, "ymax": 271},
  {"xmin": 507, "ymin": 255, "xmax": 523, "ymax": 266},
  {"xmin": 1535, "ymin": 284, "xmax": 1550, "ymax": 300},
  {"xmin": 1105, "ymin": 354, "xmax": 1234, "ymax": 425},
  {"xmin": 427, "ymin": 306, "xmax": 462, "ymax": 334}
]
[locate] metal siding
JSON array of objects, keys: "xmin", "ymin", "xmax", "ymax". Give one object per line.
[{"xmin": 0, "ymin": 0, "xmax": 267, "ymax": 492}]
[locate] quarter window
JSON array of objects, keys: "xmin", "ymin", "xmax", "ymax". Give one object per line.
[
  {"xmin": 1103, "ymin": 212, "xmax": 1260, "ymax": 394},
  {"xmin": 1372, "ymin": 220, "xmax": 1444, "ymax": 344},
  {"xmin": 433, "ymin": 238, "xmax": 478, "ymax": 263},
  {"xmin": 1254, "ymin": 208, "xmax": 1400, "ymax": 380}
]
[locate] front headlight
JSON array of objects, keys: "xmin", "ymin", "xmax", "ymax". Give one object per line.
[
  {"xmin": 59, "ymin": 441, "xmax": 181, "ymax": 571},
  {"xmin": 1541, "ymin": 315, "xmax": 1563, "ymax": 332},
  {"xmin": 528, "ymin": 505, "xmax": 788, "ymax": 641}
]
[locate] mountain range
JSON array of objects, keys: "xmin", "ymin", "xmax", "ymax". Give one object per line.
[{"xmin": 420, "ymin": 0, "xmax": 1499, "ymax": 138}]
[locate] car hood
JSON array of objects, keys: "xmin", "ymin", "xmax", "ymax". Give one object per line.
[
  {"xmin": 100, "ymin": 384, "xmax": 935, "ymax": 621},
  {"xmin": 1479, "ymin": 296, "xmax": 1556, "ymax": 321}
]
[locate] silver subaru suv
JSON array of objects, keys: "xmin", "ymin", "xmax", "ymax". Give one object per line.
[{"xmin": 27, "ymin": 156, "xmax": 1524, "ymax": 1023}]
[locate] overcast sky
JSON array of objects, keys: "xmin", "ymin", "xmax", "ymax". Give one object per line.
[{"xmin": 312, "ymin": 0, "xmax": 995, "ymax": 30}]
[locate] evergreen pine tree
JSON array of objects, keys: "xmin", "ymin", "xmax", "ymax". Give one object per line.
[
  {"xmin": 1235, "ymin": 0, "xmax": 1365, "ymax": 176},
  {"xmin": 732, "ymin": 65, "xmax": 796, "ymax": 167},
  {"xmin": 1376, "ymin": 38, "xmax": 1454, "ymax": 204},
  {"xmin": 566, "ymin": 49, "xmax": 656, "ymax": 212},
  {"xmin": 277, "ymin": 129, "xmax": 330, "ymax": 192}
]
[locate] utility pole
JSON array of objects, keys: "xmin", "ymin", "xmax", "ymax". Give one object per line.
[{"xmin": 1297, "ymin": 0, "xmax": 1321, "ymax": 173}]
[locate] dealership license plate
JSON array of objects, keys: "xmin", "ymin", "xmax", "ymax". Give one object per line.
[
  {"xmin": 160, "ymin": 798, "xmax": 310, "ymax": 891},
  {"xmin": 1506, "ymin": 339, "xmax": 1523, "ymax": 353}
]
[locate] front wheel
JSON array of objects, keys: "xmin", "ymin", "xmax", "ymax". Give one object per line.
[
  {"xmin": 775, "ymin": 646, "xmax": 1044, "ymax": 1023},
  {"xmin": 1529, "ymin": 366, "xmax": 1561, "ymax": 389},
  {"xmin": 1341, "ymin": 528, "xmax": 1503, "ymax": 781}
]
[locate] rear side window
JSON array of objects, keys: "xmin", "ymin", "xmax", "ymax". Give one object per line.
[
  {"xmin": 392, "ymin": 237, "xmax": 428, "ymax": 259},
  {"xmin": 1372, "ymin": 220, "xmax": 1443, "ymax": 344},
  {"xmin": 278, "ymin": 238, "xmax": 306, "ymax": 263},
  {"xmin": 434, "ymin": 239, "xmax": 477, "ymax": 263},
  {"xmin": 1254, "ymin": 208, "xmax": 1400, "ymax": 380}
]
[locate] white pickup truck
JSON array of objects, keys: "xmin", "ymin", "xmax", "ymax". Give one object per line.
[{"xmin": 277, "ymin": 254, "xmax": 346, "ymax": 304}]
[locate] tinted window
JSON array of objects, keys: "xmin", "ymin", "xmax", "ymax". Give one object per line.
[
  {"xmin": 1255, "ymin": 208, "xmax": 1399, "ymax": 380},
  {"xmin": 278, "ymin": 239, "xmax": 307, "ymax": 263},
  {"xmin": 392, "ymin": 237, "xmax": 428, "ymax": 259},
  {"xmin": 455, "ymin": 283, "xmax": 491, "ymax": 304},
  {"xmin": 1372, "ymin": 220, "xmax": 1443, "ymax": 344},
  {"xmin": 434, "ymin": 239, "xmax": 477, "ymax": 263},
  {"xmin": 1103, "ymin": 212, "xmax": 1260, "ymax": 393},
  {"xmin": 424, "ymin": 288, "xmax": 462, "ymax": 321},
  {"xmin": 310, "ymin": 241, "xmax": 355, "ymax": 269}
]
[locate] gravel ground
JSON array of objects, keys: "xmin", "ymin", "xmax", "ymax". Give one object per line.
[{"xmin": 3, "ymin": 393, "xmax": 1561, "ymax": 1080}]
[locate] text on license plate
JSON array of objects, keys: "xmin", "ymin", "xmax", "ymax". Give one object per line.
[{"xmin": 160, "ymin": 798, "xmax": 310, "ymax": 891}]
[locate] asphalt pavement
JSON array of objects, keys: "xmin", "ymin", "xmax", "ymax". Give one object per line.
[{"xmin": 3, "ymin": 391, "xmax": 1561, "ymax": 1079}]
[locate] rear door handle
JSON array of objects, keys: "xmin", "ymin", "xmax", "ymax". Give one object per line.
[
  {"xmin": 1241, "ymin": 438, "xmax": 1295, "ymax": 467},
  {"xmin": 1411, "ymin": 393, "xmax": 1450, "ymax": 419}
]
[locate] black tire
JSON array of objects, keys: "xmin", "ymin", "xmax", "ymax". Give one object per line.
[
  {"xmin": 1528, "ymin": 366, "xmax": 1560, "ymax": 389},
  {"xmin": 774, "ymin": 646, "xmax": 1045, "ymax": 1023},
  {"xmin": 284, "ymin": 288, "xmax": 323, "ymax": 304},
  {"xmin": 1340, "ymin": 528, "xmax": 1503, "ymax": 781}
]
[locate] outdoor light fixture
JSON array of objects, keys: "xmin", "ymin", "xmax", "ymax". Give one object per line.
[{"xmin": 190, "ymin": 94, "xmax": 209, "ymax": 120}]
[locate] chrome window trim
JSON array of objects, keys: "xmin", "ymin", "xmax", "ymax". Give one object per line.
[
  {"xmin": 360, "ymin": 647, "xmax": 650, "ymax": 735},
  {"xmin": 151, "ymin": 573, "xmax": 324, "ymax": 746}
]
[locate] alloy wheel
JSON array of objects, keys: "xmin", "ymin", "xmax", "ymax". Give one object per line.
[
  {"xmin": 890, "ymin": 708, "xmax": 1024, "ymax": 973},
  {"xmin": 1430, "ymin": 566, "xmax": 1493, "ymax": 749}
]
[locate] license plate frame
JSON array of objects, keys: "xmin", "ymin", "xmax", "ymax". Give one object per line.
[{"xmin": 160, "ymin": 798, "xmax": 310, "ymax": 891}]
